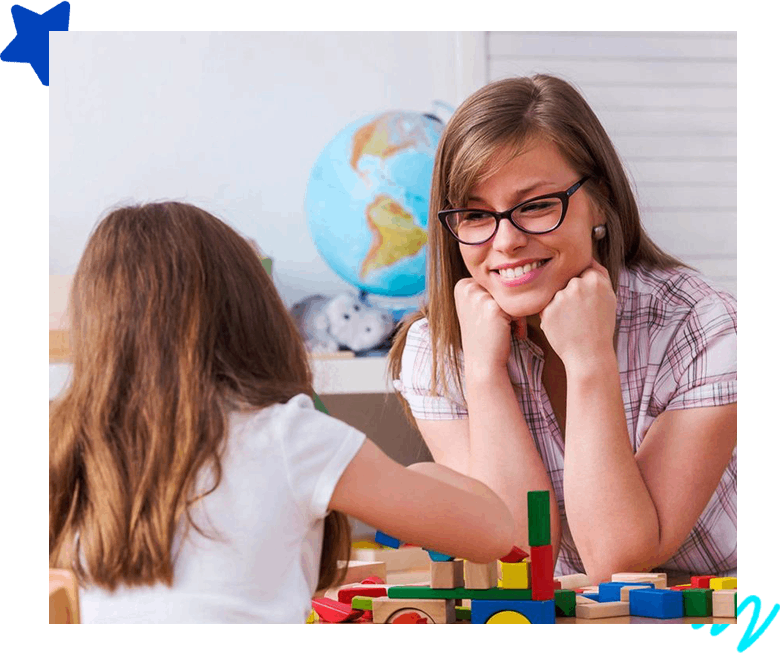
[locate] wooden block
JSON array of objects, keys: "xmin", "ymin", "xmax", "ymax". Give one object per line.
[
  {"xmin": 691, "ymin": 575, "xmax": 717, "ymax": 588},
  {"xmin": 628, "ymin": 588, "xmax": 683, "ymax": 619},
  {"xmin": 431, "ymin": 560, "xmax": 464, "ymax": 589},
  {"xmin": 554, "ymin": 589, "xmax": 577, "ymax": 617},
  {"xmin": 352, "ymin": 545, "xmax": 430, "ymax": 572},
  {"xmin": 620, "ymin": 584, "xmax": 654, "ymax": 601},
  {"xmin": 464, "ymin": 560, "xmax": 498, "ymax": 589},
  {"xmin": 710, "ymin": 576, "xmax": 737, "ymax": 590},
  {"xmin": 455, "ymin": 605, "xmax": 471, "ymax": 621},
  {"xmin": 576, "ymin": 600, "xmax": 630, "ymax": 619},
  {"xmin": 554, "ymin": 573, "xmax": 591, "ymax": 590},
  {"xmin": 682, "ymin": 588, "xmax": 713, "ymax": 617},
  {"xmin": 574, "ymin": 584, "xmax": 600, "ymax": 594},
  {"xmin": 527, "ymin": 490, "xmax": 551, "ymax": 546},
  {"xmin": 472, "ymin": 599, "xmax": 556, "ymax": 624},
  {"xmin": 315, "ymin": 560, "xmax": 387, "ymax": 597},
  {"xmin": 712, "ymin": 589, "xmax": 737, "ymax": 618},
  {"xmin": 611, "ymin": 572, "xmax": 667, "ymax": 588},
  {"xmin": 499, "ymin": 561, "xmax": 529, "ymax": 589},
  {"xmin": 371, "ymin": 598, "xmax": 455, "ymax": 624},
  {"xmin": 388, "ymin": 584, "xmax": 531, "ymax": 601},
  {"xmin": 530, "ymin": 544, "xmax": 555, "ymax": 600},
  {"xmin": 576, "ymin": 593, "xmax": 599, "ymax": 604},
  {"xmin": 599, "ymin": 581, "xmax": 655, "ymax": 602},
  {"xmin": 499, "ymin": 546, "xmax": 529, "ymax": 563},
  {"xmin": 337, "ymin": 583, "xmax": 388, "ymax": 604},
  {"xmin": 375, "ymin": 530, "xmax": 401, "ymax": 548},
  {"xmin": 311, "ymin": 597, "xmax": 364, "ymax": 623}
]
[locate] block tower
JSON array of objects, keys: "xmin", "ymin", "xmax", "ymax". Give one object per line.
[{"xmin": 361, "ymin": 489, "xmax": 574, "ymax": 623}]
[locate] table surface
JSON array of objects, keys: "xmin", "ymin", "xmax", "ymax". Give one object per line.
[{"xmin": 370, "ymin": 567, "xmax": 737, "ymax": 625}]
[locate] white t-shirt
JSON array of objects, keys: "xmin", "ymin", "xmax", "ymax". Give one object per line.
[{"xmin": 78, "ymin": 394, "xmax": 366, "ymax": 623}]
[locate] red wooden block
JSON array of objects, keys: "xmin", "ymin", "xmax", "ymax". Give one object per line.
[
  {"xmin": 553, "ymin": 579, "xmax": 562, "ymax": 590},
  {"xmin": 338, "ymin": 584, "xmax": 388, "ymax": 604},
  {"xmin": 361, "ymin": 575, "xmax": 384, "ymax": 585},
  {"xmin": 530, "ymin": 544, "xmax": 555, "ymax": 601},
  {"xmin": 671, "ymin": 584, "xmax": 692, "ymax": 591},
  {"xmin": 691, "ymin": 575, "xmax": 716, "ymax": 589},
  {"xmin": 500, "ymin": 546, "xmax": 530, "ymax": 563},
  {"xmin": 311, "ymin": 597, "xmax": 364, "ymax": 623}
]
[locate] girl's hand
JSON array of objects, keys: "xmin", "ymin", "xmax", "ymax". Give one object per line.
[
  {"xmin": 454, "ymin": 278, "xmax": 522, "ymax": 374},
  {"xmin": 539, "ymin": 259, "xmax": 617, "ymax": 370}
]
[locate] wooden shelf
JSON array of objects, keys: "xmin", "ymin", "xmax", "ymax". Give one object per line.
[{"xmin": 49, "ymin": 335, "xmax": 392, "ymax": 399}]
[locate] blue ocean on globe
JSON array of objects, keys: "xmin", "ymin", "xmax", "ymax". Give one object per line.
[{"xmin": 305, "ymin": 111, "xmax": 444, "ymax": 302}]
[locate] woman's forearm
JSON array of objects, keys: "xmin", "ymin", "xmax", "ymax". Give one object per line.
[
  {"xmin": 464, "ymin": 363, "xmax": 562, "ymax": 556},
  {"xmin": 563, "ymin": 350, "xmax": 661, "ymax": 581}
]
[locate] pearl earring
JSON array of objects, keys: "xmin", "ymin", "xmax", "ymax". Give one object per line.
[{"xmin": 592, "ymin": 224, "xmax": 607, "ymax": 240}]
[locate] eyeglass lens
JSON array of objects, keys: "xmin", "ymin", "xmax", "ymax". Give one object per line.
[{"xmin": 446, "ymin": 197, "xmax": 564, "ymax": 244}]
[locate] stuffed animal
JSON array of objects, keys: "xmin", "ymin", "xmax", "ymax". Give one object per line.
[{"xmin": 290, "ymin": 293, "xmax": 396, "ymax": 354}]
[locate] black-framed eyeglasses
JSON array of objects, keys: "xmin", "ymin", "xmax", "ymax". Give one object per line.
[{"xmin": 438, "ymin": 176, "xmax": 590, "ymax": 245}]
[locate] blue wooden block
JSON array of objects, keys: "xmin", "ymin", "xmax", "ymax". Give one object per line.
[
  {"xmin": 598, "ymin": 581, "xmax": 654, "ymax": 602},
  {"xmin": 374, "ymin": 530, "xmax": 401, "ymax": 549},
  {"xmin": 629, "ymin": 588, "xmax": 684, "ymax": 619},
  {"xmin": 582, "ymin": 592, "xmax": 601, "ymax": 602},
  {"xmin": 424, "ymin": 548, "xmax": 454, "ymax": 562},
  {"xmin": 471, "ymin": 599, "xmax": 556, "ymax": 624}
]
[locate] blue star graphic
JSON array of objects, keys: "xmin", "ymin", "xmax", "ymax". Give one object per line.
[{"xmin": 1, "ymin": 2, "xmax": 70, "ymax": 86}]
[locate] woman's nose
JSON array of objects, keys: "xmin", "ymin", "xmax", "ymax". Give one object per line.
[{"xmin": 491, "ymin": 215, "xmax": 529, "ymax": 252}]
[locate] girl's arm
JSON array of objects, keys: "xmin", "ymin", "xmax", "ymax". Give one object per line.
[{"xmin": 328, "ymin": 438, "xmax": 517, "ymax": 563}]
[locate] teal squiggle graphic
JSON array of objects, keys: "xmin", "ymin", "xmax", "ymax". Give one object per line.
[{"xmin": 691, "ymin": 595, "xmax": 779, "ymax": 651}]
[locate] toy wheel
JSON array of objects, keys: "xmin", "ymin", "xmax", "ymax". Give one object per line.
[
  {"xmin": 486, "ymin": 610, "xmax": 532, "ymax": 624},
  {"xmin": 386, "ymin": 608, "xmax": 434, "ymax": 624}
]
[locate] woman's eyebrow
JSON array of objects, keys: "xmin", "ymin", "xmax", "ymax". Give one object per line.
[{"xmin": 467, "ymin": 180, "xmax": 552, "ymax": 205}]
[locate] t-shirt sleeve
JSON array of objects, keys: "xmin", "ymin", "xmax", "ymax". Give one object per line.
[
  {"xmin": 275, "ymin": 394, "xmax": 366, "ymax": 522},
  {"xmin": 657, "ymin": 293, "xmax": 737, "ymax": 410},
  {"xmin": 391, "ymin": 319, "xmax": 468, "ymax": 420}
]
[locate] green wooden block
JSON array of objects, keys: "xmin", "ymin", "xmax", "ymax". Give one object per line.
[
  {"xmin": 554, "ymin": 588, "xmax": 577, "ymax": 617},
  {"xmin": 351, "ymin": 596, "xmax": 374, "ymax": 611},
  {"xmin": 455, "ymin": 605, "xmax": 471, "ymax": 621},
  {"xmin": 682, "ymin": 588, "xmax": 713, "ymax": 617},
  {"xmin": 387, "ymin": 585, "xmax": 533, "ymax": 601},
  {"xmin": 527, "ymin": 490, "xmax": 551, "ymax": 546}
]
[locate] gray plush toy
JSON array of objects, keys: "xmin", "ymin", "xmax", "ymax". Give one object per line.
[{"xmin": 290, "ymin": 293, "xmax": 396, "ymax": 354}]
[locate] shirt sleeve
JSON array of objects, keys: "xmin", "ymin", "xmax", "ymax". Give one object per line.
[
  {"xmin": 275, "ymin": 394, "xmax": 366, "ymax": 522},
  {"xmin": 392, "ymin": 319, "xmax": 468, "ymax": 420},
  {"xmin": 658, "ymin": 293, "xmax": 737, "ymax": 411}
]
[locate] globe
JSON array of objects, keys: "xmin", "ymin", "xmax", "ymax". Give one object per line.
[{"xmin": 305, "ymin": 110, "xmax": 444, "ymax": 304}]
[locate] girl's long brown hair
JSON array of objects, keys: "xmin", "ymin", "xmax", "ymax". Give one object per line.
[
  {"xmin": 50, "ymin": 202, "xmax": 350, "ymax": 592},
  {"xmin": 389, "ymin": 75, "xmax": 689, "ymax": 418}
]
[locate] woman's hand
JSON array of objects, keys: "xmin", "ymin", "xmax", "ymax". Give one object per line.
[
  {"xmin": 539, "ymin": 259, "xmax": 617, "ymax": 371},
  {"xmin": 454, "ymin": 278, "xmax": 519, "ymax": 374}
]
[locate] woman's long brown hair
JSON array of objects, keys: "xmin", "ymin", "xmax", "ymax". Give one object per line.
[{"xmin": 50, "ymin": 202, "xmax": 349, "ymax": 592}]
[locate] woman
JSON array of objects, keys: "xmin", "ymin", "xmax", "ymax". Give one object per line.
[{"xmin": 389, "ymin": 75, "xmax": 736, "ymax": 584}]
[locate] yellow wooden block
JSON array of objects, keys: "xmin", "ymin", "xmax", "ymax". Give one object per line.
[
  {"xmin": 499, "ymin": 561, "xmax": 529, "ymax": 589},
  {"xmin": 710, "ymin": 577, "xmax": 737, "ymax": 590}
]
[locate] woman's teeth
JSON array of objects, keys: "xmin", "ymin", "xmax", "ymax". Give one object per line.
[{"xmin": 497, "ymin": 260, "xmax": 546, "ymax": 279}]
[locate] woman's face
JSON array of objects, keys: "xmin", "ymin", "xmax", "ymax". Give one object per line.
[{"xmin": 457, "ymin": 139, "xmax": 600, "ymax": 320}]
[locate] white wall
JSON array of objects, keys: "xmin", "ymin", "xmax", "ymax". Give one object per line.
[
  {"xmin": 50, "ymin": 31, "xmax": 737, "ymax": 307},
  {"xmin": 486, "ymin": 31, "xmax": 737, "ymax": 296},
  {"xmin": 49, "ymin": 31, "xmax": 467, "ymax": 306}
]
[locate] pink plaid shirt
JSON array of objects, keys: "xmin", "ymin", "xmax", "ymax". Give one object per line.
[{"xmin": 394, "ymin": 265, "xmax": 737, "ymax": 576}]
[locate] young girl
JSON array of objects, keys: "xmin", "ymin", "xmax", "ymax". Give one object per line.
[
  {"xmin": 389, "ymin": 75, "xmax": 737, "ymax": 584},
  {"xmin": 49, "ymin": 202, "xmax": 517, "ymax": 624}
]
